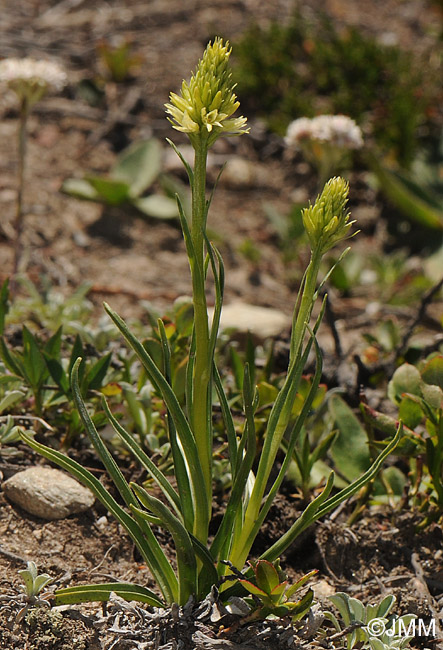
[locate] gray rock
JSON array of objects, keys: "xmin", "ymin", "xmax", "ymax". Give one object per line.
[
  {"xmin": 2, "ymin": 466, "xmax": 95, "ymax": 520},
  {"xmin": 211, "ymin": 302, "xmax": 290, "ymax": 339}
]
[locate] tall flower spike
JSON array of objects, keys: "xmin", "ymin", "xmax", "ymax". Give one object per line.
[
  {"xmin": 302, "ymin": 177, "xmax": 357, "ymax": 255},
  {"xmin": 165, "ymin": 38, "xmax": 248, "ymax": 148}
]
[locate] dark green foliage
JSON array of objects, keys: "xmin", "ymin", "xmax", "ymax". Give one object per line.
[{"xmin": 234, "ymin": 10, "xmax": 439, "ymax": 165}]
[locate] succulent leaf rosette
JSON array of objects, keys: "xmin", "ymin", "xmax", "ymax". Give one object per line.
[{"xmin": 165, "ymin": 38, "xmax": 248, "ymax": 149}]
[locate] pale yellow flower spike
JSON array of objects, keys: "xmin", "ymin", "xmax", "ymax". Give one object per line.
[{"xmin": 165, "ymin": 37, "xmax": 249, "ymax": 148}]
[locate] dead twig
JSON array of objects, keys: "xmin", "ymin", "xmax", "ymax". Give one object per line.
[{"xmin": 399, "ymin": 276, "xmax": 443, "ymax": 355}]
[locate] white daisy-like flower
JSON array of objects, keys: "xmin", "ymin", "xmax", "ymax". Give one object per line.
[
  {"xmin": 285, "ymin": 114, "xmax": 363, "ymax": 150},
  {"xmin": 0, "ymin": 57, "xmax": 67, "ymax": 106}
]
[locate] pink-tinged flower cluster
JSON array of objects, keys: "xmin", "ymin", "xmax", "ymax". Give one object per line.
[{"xmin": 285, "ymin": 115, "xmax": 363, "ymax": 150}]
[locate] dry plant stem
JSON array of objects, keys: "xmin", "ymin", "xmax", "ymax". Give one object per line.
[{"xmin": 11, "ymin": 97, "xmax": 29, "ymax": 293}]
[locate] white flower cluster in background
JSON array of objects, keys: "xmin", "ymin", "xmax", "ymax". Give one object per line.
[
  {"xmin": 285, "ymin": 115, "xmax": 363, "ymax": 150},
  {"xmin": 0, "ymin": 57, "xmax": 67, "ymax": 105}
]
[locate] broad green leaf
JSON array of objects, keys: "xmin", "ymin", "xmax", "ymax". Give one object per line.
[
  {"xmin": 254, "ymin": 560, "xmax": 280, "ymax": 594},
  {"xmin": 388, "ymin": 363, "xmax": 422, "ymax": 404},
  {"xmin": 86, "ymin": 176, "xmax": 130, "ymax": 205},
  {"xmin": 398, "ymin": 395, "xmax": 423, "ymax": 429},
  {"xmin": 329, "ymin": 394, "xmax": 370, "ymax": 481},
  {"xmin": 133, "ymin": 194, "xmax": 179, "ymax": 219},
  {"xmin": 421, "ymin": 355, "xmax": 443, "ymax": 389},
  {"xmin": 61, "ymin": 178, "xmax": 100, "ymax": 201},
  {"xmin": 0, "ymin": 390, "xmax": 25, "ymax": 413},
  {"xmin": 112, "ymin": 139, "xmax": 162, "ymax": 198},
  {"xmin": 239, "ymin": 580, "xmax": 267, "ymax": 598}
]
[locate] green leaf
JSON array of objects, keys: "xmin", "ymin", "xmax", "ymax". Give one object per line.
[
  {"xmin": 285, "ymin": 569, "xmax": 318, "ymax": 599},
  {"xmin": 131, "ymin": 484, "xmax": 198, "ymax": 605},
  {"xmin": 86, "ymin": 176, "xmax": 131, "ymax": 205},
  {"xmin": 61, "ymin": 178, "xmax": 100, "ymax": 201},
  {"xmin": 0, "ymin": 390, "xmax": 25, "ymax": 413},
  {"xmin": 329, "ymin": 394, "xmax": 370, "ymax": 481},
  {"xmin": 103, "ymin": 303, "xmax": 209, "ymax": 529},
  {"xmin": 44, "ymin": 356, "xmax": 69, "ymax": 395},
  {"xmin": 0, "ymin": 338, "xmax": 25, "ymax": 378},
  {"xmin": 84, "ymin": 352, "xmax": 112, "ymax": 391},
  {"xmin": 0, "ymin": 278, "xmax": 9, "ymax": 336},
  {"xmin": 388, "ymin": 363, "xmax": 422, "ymax": 404},
  {"xmin": 239, "ymin": 580, "xmax": 267, "ymax": 598},
  {"xmin": 112, "ymin": 139, "xmax": 162, "ymax": 198},
  {"xmin": 254, "ymin": 560, "xmax": 280, "ymax": 594},
  {"xmin": 421, "ymin": 355, "xmax": 443, "ymax": 389},
  {"xmin": 55, "ymin": 582, "xmax": 163, "ymax": 607},
  {"xmin": 133, "ymin": 194, "xmax": 179, "ymax": 219},
  {"xmin": 367, "ymin": 152, "xmax": 443, "ymax": 230},
  {"xmin": 22, "ymin": 326, "xmax": 47, "ymax": 389},
  {"xmin": 398, "ymin": 395, "xmax": 423, "ymax": 429},
  {"xmin": 20, "ymin": 428, "xmax": 175, "ymax": 604}
]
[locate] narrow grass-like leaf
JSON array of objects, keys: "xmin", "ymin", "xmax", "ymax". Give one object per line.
[
  {"xmin": 19, "ymin": 431, "xmax": 171, "ymax": 602},
  {"xmin": 102, "ymin": 398, "xmax": 181, "ymax": 515},
  {"xmin": 212, "ymin": 362, "xmax": 238, "ymax": 475},
  {"xmin": 84, "ymin": 352, "xmax": 112, "ymax": 391},
  {"xmin": 262, "ymin": 423, "xmax": 403, "ymax": 562},
  {"xmin": 55, "ymin": 582, "xmax": 163, "ymax": 607},
  {"xmin": 70, "ymin": 358, "xmax": 178, "ymax": 602},
  {"xmin": 211, "ymin": 365, "xmax": 256, "ymax": 561},
  {"xmin": 166, "ymin": 139, "xmax": 194, "ymax": 186},
  {"xmin": 157, "ymin": 319, "xmax": 194, "ymax": 529},
  {"xmin": 131, "ymin": 484, "xmax": 197, "ymax": 604},
  {"xmin": 103, "ymin": 303, "xmax": 209, "ymax": 530},
  {"xmin": 232, "ymin": 333, "xmax": 323, "ymax": 562}
]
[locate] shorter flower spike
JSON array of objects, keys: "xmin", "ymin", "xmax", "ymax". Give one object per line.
[
  {"xmin": 302, "ymin": 177, "xmax": 356, "ymax": 254},
  {"xmin": 165, "ymin": 38, "xmax": 248, "ymax": 148}
]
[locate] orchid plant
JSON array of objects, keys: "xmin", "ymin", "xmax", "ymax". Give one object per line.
[{"xmin": 21, "ymin": 39, "xmax": 401, "ymax": 608}]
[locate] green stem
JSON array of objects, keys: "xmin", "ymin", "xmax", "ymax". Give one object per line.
[
  {"xmin": 229, "ymin": 247, "xmax": 323, "ymax": 569},
  {"xmin": 189, "ymin": 137, "xmax": 212, "ymax": 531},
  {"xmin": 290, "ymin": 248, "xmax": 323, "ymax": 363}
]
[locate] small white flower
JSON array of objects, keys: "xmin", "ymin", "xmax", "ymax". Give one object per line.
[
  {"xmin": 285, "ymin": 114, "xmax": 363, "ymax": 150},
  {"xmin": 0, "ymin": 57, "xmax": 67, "ymax": 106}
]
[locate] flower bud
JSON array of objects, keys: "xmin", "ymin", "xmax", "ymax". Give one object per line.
[
  {"xmin": 302, "ymin": 177, "xmax": 356, "ymax": 254},
  {"xmin": 165, "ymin": 38, "xmax": 248, "ymax": 148}
]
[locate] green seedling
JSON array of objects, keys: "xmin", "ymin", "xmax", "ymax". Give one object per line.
[
  {"xmin": 62, "ymin": 138, "xmax": 181, "ymax": 220},
  {"xmin": 22, "ymin": 38, "xmax": 402, "ymax": 610},
  {"xmin": 223, "ymin": 559, "xmax": 316, "ymax": 623},
  {"xmin": 97, "ymin": 37, "xmax": 142, "ymax": 82},
  {"xmin": 374, "ymin": 356, "xmax": 443, "ymax": 525},
  {"xmin": 325, "ymin": 592, "xmax": 415, "ymax": 649},
  {"xmin": 16, "ymin": 561, "xmax": 53, "ymax": 623}
]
